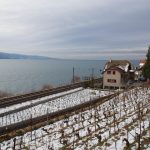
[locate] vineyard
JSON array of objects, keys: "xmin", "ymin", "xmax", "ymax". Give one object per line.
[
  {"xmin": 0, "ymin": 87, "xmax": 111, "ymax": 128},
  {"xmin": 0, "ymin": 86, "xmax": 150, "ymax": 149}
]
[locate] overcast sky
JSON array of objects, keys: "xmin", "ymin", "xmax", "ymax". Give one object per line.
[{"xmin": 0, "ymin": 0, "xmax": 150, "ymax": 60}]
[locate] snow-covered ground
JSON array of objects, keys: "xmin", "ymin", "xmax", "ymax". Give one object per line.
[
  {"xmin": 0, "ymin": 87, "xmax": 150, "ymax": 150},
  {"xmin": 0, "ymin": 88, "xmax": 111, "ymax": 127},
  {"xmin": 0, "ymin": 87, "xmax": 84, "ymax": 114}
]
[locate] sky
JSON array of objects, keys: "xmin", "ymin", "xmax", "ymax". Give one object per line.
[{"xmin": 0, "ymin": 0, "xmax": 150, "ymax": 60}]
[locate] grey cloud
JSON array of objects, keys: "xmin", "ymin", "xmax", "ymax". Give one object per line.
[{"xmin": 0, "ymin": 0, "xmax": 150, "ymax": 59}]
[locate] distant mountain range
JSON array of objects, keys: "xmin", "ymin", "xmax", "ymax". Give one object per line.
[{"xmin": 0, "ymin": 52, "xmax": 51, "ymax": 60}]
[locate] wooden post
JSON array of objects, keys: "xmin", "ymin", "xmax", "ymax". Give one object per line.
[{"xmin": 13, "ymin": 138, "xmax": 16, "ymax": 150}]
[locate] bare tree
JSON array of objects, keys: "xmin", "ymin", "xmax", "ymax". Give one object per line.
[{"xmin": 41, "ymin": 84, "xmax": 53, "ymax": 90}]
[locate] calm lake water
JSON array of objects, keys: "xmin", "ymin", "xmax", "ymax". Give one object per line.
[{"xmin": 0, "ymin": 59, "xmax": 139, "ymax": 94}]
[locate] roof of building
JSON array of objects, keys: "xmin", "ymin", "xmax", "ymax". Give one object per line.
[
  {"xmin": 139, "ymin": 59, "xmax": 146, "ymax": 69},
  {"xmin": 140, "ymin": 59, "xmax": 146, "ymax": 64},
  {"xmin": 105, "ymin": 66, "xmax": 125, "ymax": 73},
  {"xmin": 104, "ymin": 60, "xmax": 133, "ymax": 73}
]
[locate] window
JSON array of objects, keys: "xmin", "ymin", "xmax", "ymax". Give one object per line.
[
  {"xmin": 113, "ymin": 71, "xmax": 115, "ymax": 75},
  {"xmin": 107, "ymin": 79, "xmax": 116, "ymax": 83},
  {"xmin": 107, "ymin": 79, "xmax": 111, "ymax": 82},
  {"xmin": 112, "ymin": 79, "xmax": 116, "ymax": 83},
  {"xmin": 107, "ymin": 71, "xmax": 111, "ymax": 74}
]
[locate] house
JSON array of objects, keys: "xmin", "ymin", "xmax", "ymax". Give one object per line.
[
  {"xmin": 139, "ymin": 59, "xmax": 146, "ymax": 69},
  {"xmin": 134, "ymin": 59, "xmax": 146, "ymax": 81},
  {"xmin": 103, "ymin": 60, "xmax": 134, "ymax": 89}
]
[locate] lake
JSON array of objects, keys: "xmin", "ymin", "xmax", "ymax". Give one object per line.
[{"xmin": 0, "ymin": 59, "xmax": 139, "ymax": 94}]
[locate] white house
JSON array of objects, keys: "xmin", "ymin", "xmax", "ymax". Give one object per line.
[{"xmin": 103, "ymin": 60, "xmax": 134, "ymax": 89}]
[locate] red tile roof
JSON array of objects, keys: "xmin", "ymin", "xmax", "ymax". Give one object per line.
[{"xmin": 140, "ymin": 59, "xmax": 146, "ymax": 64}]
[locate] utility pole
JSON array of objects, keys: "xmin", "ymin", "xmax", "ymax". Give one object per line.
[
  {"xmin": 91, "ymin": 68, "xmax": 94, "ymax": 88},
  {"xmin": 92, "ymin": 68, "xmax": 94, "ymax": 79},
  {"xmin": 73, "ymin": 67, "xmax": 75, "ymax": 84},
  {"xmin": 100, "ymin": 69, "xmax": 102, "ymax": 78}
]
